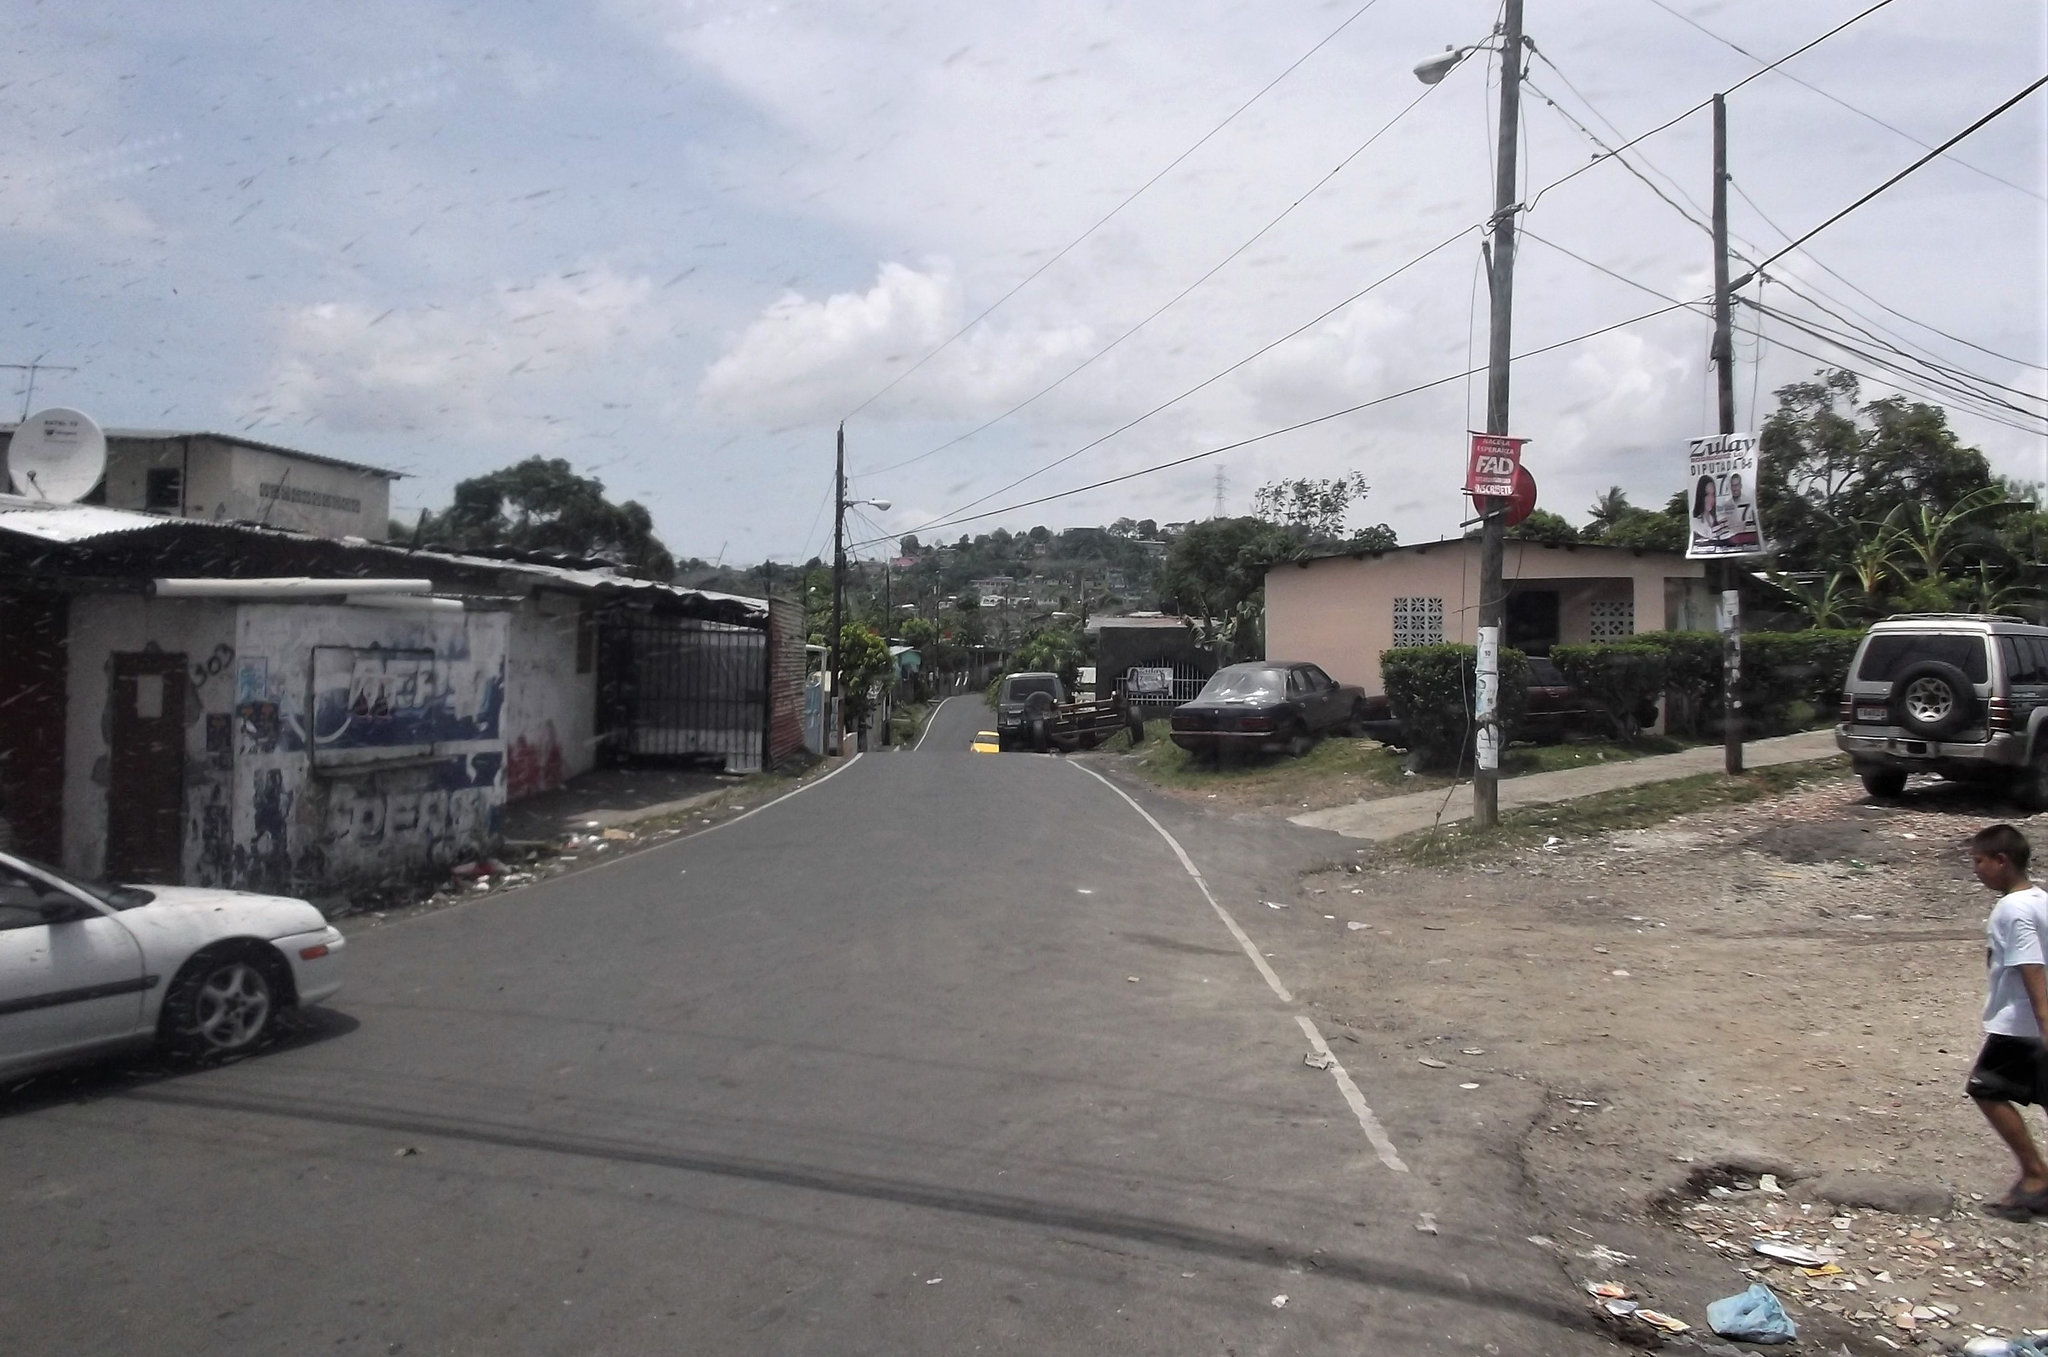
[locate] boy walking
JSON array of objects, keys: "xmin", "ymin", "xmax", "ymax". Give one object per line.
[{"xmin": 1965, "ymin": 824, "xmax": 2048, "ymax": 1219}]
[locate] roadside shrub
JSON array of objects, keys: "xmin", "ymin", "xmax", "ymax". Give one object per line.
[
  {"xmin": 1627, "ymin": 631, "xmax": 1722, "ymax": 736},
  {"xmin": 1743, "ymin": 629, "xmax": 1863, "ymax": 734},
  {"xmin": 1624, "ymin": 627, "xmax": 1863, "ymax": 736},
  {"xmin": 1381, "ymin": 644, "xmax": 1530, "ymax": 772},
  {"xmin": 1552, "ymin": 642, "xmax": 1670, "ymax": 737}
]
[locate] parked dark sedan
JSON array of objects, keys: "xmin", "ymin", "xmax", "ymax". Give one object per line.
[{"xmin": 1169, "ymin": 662, "xmax": 1366, "ymax": 758}]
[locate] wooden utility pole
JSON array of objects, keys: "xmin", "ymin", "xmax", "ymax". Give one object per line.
[
  {"xmin": 1473, "ymin": 0, "xmax": 1524, "ymax": 829},
  {"xmin": 1710, "ymin": 94, "xmax": 1744, "ymax": 775},
  {"xmin": 830, "ymin": 423, "xmax": 846, "ymax": 756}
]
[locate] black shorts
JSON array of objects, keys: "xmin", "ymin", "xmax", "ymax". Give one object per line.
[{"xmin": 1967, "ymin": 1035, "xmax": 2048, "ymax": 1105}]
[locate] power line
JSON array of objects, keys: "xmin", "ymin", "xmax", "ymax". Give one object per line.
[
  {"xmin": 840, "ymin": 0, "xmax": 1390, "ymax": 421},
  {"xmin": 1734, "ymin": 315, "xmax": 2048, "ymax": 439},
  {"xmin": 1641, "ymin": 0, "xmax": 2046, "ymax": 202},
  {"xmin": 1525, "ymin": 0, "xmax": 1900, "ymax": 213},
  {"xmin": 873, "ymin": 222, "xmax": 1480, "ymax": 535},
  {"xmin": 1521, "ymin": 226, "xmax": 2044, "ymax": 428},
  {"xmin": 1744, "ymin": 74, "xmax": 2048, "ymax": 277},
  {"xmin": 858, "ymin": 74, "xmax": 1450, "ymax": 477},
  {"xmin": 1748, "ymin": 300, "xmax": 2048, "ymax": 424},
  {"xmin": 1730, "ymin": 175, "xmax": 2048, "ymax": 374},
  {"xmin": 847, "ymin": 298, "xmax": 1700, "ymax": 548}
]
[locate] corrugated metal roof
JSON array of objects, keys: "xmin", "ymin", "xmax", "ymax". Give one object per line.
[
  {"xmin": 0, "ymin": 497, "xmax": 190, "ymax": 542},
  {"xmin": 0, "ymin": 496, "xmax": 767, "ymax": 620}
]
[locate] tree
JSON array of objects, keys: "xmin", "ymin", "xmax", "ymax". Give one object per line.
[
  {"xmin": 1014, "ymin": 624, "xmax": 1085, "ymax": 687},
  {"xmin": 1758, "ymin": 369, "xmax": 1994, "ymax": 569},
  {"xmin": 1599, "ymin": 494, "xmax": 1687, "ymax": 553},
  {"xmin": 1505, "ymin": 509, "xmax": 1580, "ymax": 544},
  {"xmin": 837, "ymin": 623, "xmax": 892, "ymax": 727},
  {"xmin": 1252, "ymin": 472, "xmax": 1379, "ymax": 544},
  {"xmin": 899, "ymin": 534, "xmax": 923, "ymax": 557},
  {"xmin": 420, "ymin": 456, "xmax": 675, "ymax": 577},
  {"xmin": 1158, "ymin": 517, "xmax": 1293, "ymax": 661},
  {"xmin": 1583, "ymin": 486, "xmax": 1632, "ymax": 540}
]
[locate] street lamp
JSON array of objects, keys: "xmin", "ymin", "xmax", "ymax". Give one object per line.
[
  {"xmin": 1412, "ymin": 45, "xmax": 1477, "ymax": 86},
  {"xmin": 1418, "ymin": 3, "xmax": 1525, "ymax": 828}
]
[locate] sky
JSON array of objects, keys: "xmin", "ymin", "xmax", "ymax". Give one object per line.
[{"xmin": 4, "ymin": 0, "xmax": 2044, "ymax": 566}]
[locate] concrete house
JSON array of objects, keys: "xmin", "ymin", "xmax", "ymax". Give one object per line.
[
  {"xmin": 1265, "ymin": 538, "xmax": 1711, "ymax": 695},
  {"xmin": 0, "ymin": 500, "xmax": 802, "ymax": 899},
  {"xmin": 1, "ymin": 426, "xmax": 401, "ymax": 541}
]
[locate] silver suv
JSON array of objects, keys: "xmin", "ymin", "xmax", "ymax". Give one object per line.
[{"xmin": 1836, "ymin": 614, "xmax": 2048, "ymax": 808}]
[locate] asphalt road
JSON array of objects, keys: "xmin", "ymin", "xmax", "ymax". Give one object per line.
[{"xmin": 3, "ymin": 694, "xmax": 1593, "ymax": 1355}]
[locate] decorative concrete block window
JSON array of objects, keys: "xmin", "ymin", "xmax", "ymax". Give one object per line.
[
  {"xmin": 1392, "ymin": 596, "xmax": 1445, "ymax": 647},
  {"xmin": 1589, "ymin": 598, "xmax": 1635, "ymax": 642}
]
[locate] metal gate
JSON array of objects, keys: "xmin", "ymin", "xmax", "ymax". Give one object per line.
[
  {"xmin": 1119, "ymin": 659, "xmax": 1213, "ymax": 711},
  {"xmin": 599, "ymin": 614, "xmax": 768, "ymax": 772}
]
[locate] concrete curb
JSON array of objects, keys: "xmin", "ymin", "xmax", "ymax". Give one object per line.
[{"xmin": 1291, "ymin": 729, "xmax": 1843, "ymax": 842}]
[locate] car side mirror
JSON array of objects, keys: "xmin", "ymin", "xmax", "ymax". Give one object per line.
[{"xmin": 36, "ymin": 897, "xmax": 95, "ymax": 924}]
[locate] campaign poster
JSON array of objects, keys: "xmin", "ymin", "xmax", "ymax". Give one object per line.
[
  {"xmin": 1466, "ymin": 433, "xmax": 1526, "ymax": 499},
  {"xmin": 1685, "ymin": 431, "xmax": 1766, "ymax": 559}
]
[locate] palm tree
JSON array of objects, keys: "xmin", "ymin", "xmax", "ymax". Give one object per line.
[
  {"xmin": 1584, "ymin": 486, "xmax": 1631, "ymax": 539},
  {"xmin": 1884, "ymin": 486, "xmax": 2007, "ymax": 582},
  {"xmin": 1766, "ymin": 570, "xmax": 1857, "ymax": 628}
]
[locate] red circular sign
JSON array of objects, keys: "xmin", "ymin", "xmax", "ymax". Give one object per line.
[{"xmin": 1503, "ymin": 465, "xmax": 1538, "ymax": 527}]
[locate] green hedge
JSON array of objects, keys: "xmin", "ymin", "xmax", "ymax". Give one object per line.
[
  {"xmin": 1381, "ymin": 644, "xmax": 1530, "ymax": 772},
  {"xmin": 1552, "ymin": 642, "xmax": 1669, "ymax": 736},
  {"xmin": 1577, "ymin": 628, "xmax": 1864, "ymax": 737}
]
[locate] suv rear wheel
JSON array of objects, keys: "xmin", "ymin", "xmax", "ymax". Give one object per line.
[
  {"xmin": 1859, "ymin": 767, "xmax": 1908, "ymax": 800},
  {"xmin": 1890, "ymin": 660, "xmax": 1978, "ymax": 739},
  {"xmin": 2014, "ymin": 755, "xmax": 2048, "ymax": 813}
]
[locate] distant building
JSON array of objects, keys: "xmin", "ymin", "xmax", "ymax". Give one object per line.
[
  {"xmin": 969, "ymin": 575, "xmax": 1016, "ymax": 598},
  {"xmin": 0, "ymin": 427, "xmax": 401, "ymax": 541}
]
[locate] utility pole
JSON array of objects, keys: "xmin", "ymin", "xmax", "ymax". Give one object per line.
[
  {"xmin": 1710, "ymin": 93, "xmax": 1744, "ymax": 775},
  {"xmin": 830, "ymin": 423, "xmax": 846, "ymax": 757},
  {"xmin": 1472, "ymin": 0, "xmax": 1524, "ymax": 829}
]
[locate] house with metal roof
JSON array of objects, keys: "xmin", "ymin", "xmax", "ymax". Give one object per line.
[
  {"xmin": 0, "ymin": 498, "xmax": 804, "ymax": 900},
  {"xmin": 0, "ymin": 426, "xmax": 403, "ymax": 541}
]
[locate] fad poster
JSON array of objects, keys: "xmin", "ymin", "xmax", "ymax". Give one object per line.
[
  {"xmin": 1685, "ymin": 431, "xmax": 1766, "ymax": 560},
  {"xmin": 1466, "ymin": 432, "xmax": 1526, "ymax": 499}
]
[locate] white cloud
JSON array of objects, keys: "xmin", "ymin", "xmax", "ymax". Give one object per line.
[
  {"xmin": 246, "ymin": 265, "xmax": 674, "ymax": 436},
  {"xmin": 697, "ymin": 259, "xmax": 1097, "ymax": 423}
]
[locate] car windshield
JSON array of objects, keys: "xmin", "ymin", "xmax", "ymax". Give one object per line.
[
  {"xmin": 1003, "ymin": 676, "xmax": 1059, "ymax": 701},
  {"xmin": 1200, "ymin": 668, "xmax": 1285, "ymax": 700},
  {"xmin": 1856, "ymin": 633, "xmax": 1989, "ymax": 684},
  {"xmin": 7, "ymin": 853, "xmax": 154, "ymax": 910}
]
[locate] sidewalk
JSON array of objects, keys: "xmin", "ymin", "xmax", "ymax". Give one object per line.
[{"xmin": 1290, "ymin": 728, "xmax": 1842, "ymax": 841}]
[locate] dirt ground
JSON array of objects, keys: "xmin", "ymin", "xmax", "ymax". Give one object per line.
[{"xmin": 1257, "ymin": 771, "xmax": 2046, "ymax": 1353}]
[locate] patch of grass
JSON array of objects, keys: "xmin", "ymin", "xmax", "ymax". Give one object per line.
[
  {"xmin": 1391, "ymin": 757, "xmax": 1846, "ymax": 863},
  {"xmin": 889, "ymin": 702, "xmax": 932, "ymax": 747},
  {"xmin": 1105, "ymin": 722, "xmax": 1427, "ymax": 799}
]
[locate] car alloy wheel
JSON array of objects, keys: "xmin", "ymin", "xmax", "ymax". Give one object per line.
[
  {"xmin": 1901, "ymin": 675, "xmax": 1955, "ymax": 726},
  {"xmin": 185, "ymin": 957, "xmax": 275, "ymax": 1054}
]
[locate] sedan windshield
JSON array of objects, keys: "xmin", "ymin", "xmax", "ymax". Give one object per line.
[
  {"xmin": 8, "ymin": 853, "xmax": 154, "ymax": 910},
  {"xmin": 1200, "ymin": 668, "xmax": 1285, "ymax": 700}
]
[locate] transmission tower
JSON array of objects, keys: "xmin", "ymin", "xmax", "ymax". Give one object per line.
[{"xmin": 1213, "ymin": 466, "xmax": 1227, "ymax": 518}]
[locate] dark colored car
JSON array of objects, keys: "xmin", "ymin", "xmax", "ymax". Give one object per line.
[
  {"xmin": 994, "ymin": 671, "xmax": 1067, "ymax": 751},
  {"xmin": 1169, "ymin": 661, "xmax": 1366, "ymax": 758},
  {"xmin": 1353, "ymin": 656, "xmax": 1607, "ymax": 746}
]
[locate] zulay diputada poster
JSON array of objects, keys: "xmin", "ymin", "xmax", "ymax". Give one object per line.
[{"xmin": 1685, "ymin": 431, "xmax": 1767, "ymax": 560}]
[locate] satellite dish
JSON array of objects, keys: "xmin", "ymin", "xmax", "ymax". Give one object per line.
[{"xmin": 9, "ymin": 407, "xmax": 107, "ymax": 502}]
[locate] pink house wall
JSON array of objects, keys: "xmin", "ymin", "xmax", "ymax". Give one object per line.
[{"xmin": 1265, "ymin": 539, "xmax": 1708, "ymax": 694}]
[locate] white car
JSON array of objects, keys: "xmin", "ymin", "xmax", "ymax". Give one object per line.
[{"xmin": 0, "ymin": 850, "xmax": 345, "ymax": 1081}]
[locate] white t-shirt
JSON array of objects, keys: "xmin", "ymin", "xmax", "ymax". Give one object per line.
[{"xmin": 1984, "ymin": 885, "xmax": 2048, "ymax": 1038}]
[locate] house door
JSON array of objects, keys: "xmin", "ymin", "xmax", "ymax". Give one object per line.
[
  {"xmin": 1505, "ymin": 590, "xmax": 1560, "ymax": 656},
  {"xmin": 107, "ymin": 653, "xmax": 186, "ymax": 882}
]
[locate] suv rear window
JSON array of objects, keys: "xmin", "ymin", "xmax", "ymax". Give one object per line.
[
  {"xmin": 1002, "ymin": 676, "xmax": 1059, "ymax": 700},
  {"xmin": 1856, "ymin": 633, "xmax": 1989, "ymax": 684}
]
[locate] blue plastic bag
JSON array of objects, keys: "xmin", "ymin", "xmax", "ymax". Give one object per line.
[{"xmin": 1706, "ymin": 1283, "xmax": 1796, "ymax": 1344}]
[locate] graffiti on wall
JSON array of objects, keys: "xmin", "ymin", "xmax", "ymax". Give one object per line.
[
  {"xmin": 506, "ymin": 719, "xmax": 565, "ymax": 799},
  {"xmin": 310, "ymin": 646, "xmax": 502, "ymax": 763}
]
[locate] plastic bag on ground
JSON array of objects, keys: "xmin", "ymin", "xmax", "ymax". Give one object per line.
[{"xmin": 1706, "ymin": 1283, "xmax": 1796, "ymax": 1344}]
